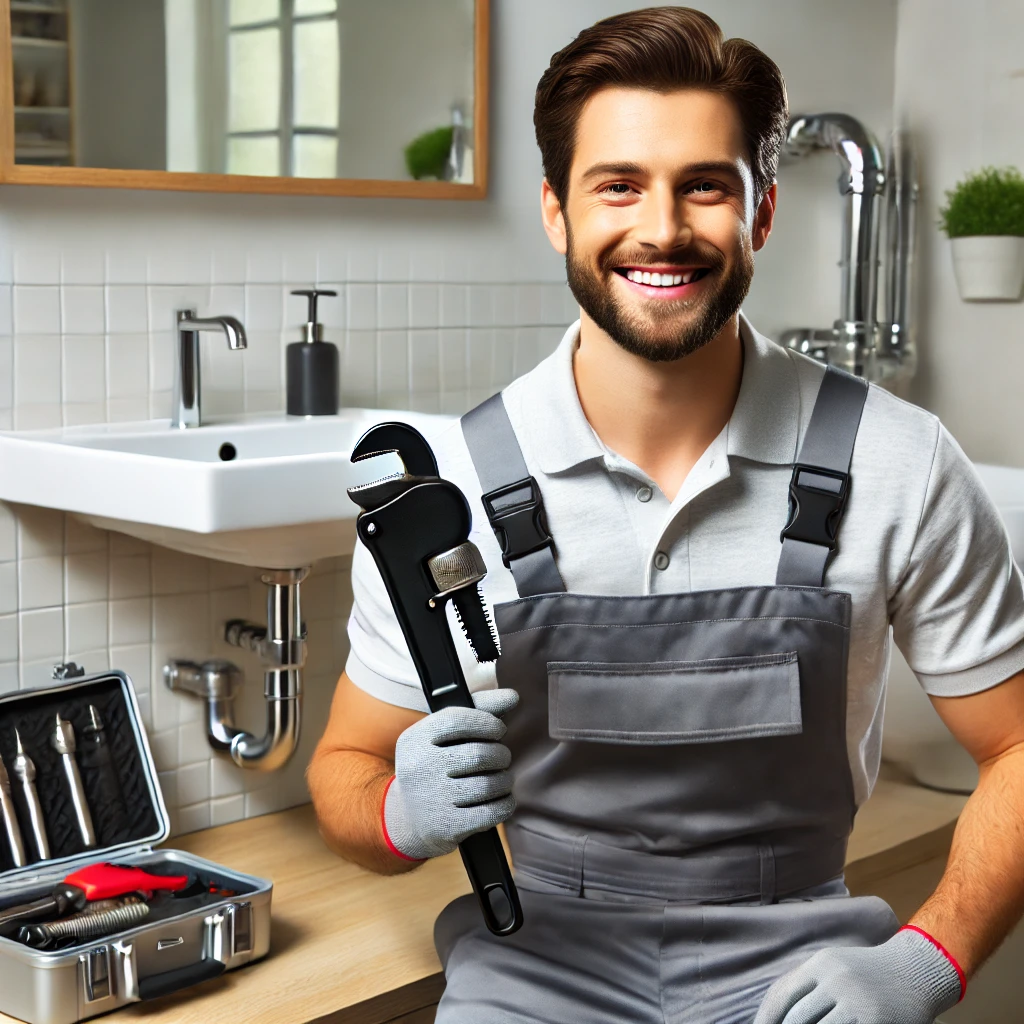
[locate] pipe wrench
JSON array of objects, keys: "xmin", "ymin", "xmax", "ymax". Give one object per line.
[{"xmin": 349, "ymin": 422, "xmax": 522, "ymax": 937}]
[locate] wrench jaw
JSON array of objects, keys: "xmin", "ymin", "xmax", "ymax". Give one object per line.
[
  {"xmin": 350, "ymin": 421, "xmax": 439, "ymax": 478},
  {"xmin": 348, "ymin": 421, "xmax": 444, "ymax": 513},
  {"xmin": 347, "ymin": 472, "xmax": 431, "ymax": 513},
  {"xmin": 348, "ymin": 421, "xmax": 500, "ymax": 665}
]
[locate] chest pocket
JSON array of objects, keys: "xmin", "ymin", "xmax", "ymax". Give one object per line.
[{"xmin": 547, "ymin": 651, "xmax": 802, "ymax": 745}]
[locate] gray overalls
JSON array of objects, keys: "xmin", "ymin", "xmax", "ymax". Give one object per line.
[{"xmin": 435, "ymin": 368, "xmax": 899, "ymax": 1023}]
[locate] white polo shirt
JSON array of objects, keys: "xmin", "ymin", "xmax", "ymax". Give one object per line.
[{"xmin": 347, "ymin": 315, "xmax": 1024, "ymax": 805}]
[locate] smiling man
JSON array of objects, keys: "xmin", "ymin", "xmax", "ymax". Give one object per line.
[{"xmin": 308, "ymin": 8, "xmax": 1024, "ymax": 1023}]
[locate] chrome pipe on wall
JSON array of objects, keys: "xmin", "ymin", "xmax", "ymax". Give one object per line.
[
  {"xmin": 779, "ymin": 114, "xmax": 918, "ymax": 385},
  {"xmin": 164, "ymin": 567, "xmax": 308, "ymax": 772},
  {"xmin": 881, "ymin": 129, "xmax": 918, "ymax": 382}
]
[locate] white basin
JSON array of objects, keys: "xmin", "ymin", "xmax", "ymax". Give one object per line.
[
  {"xmin": 0, "ymin": 411, "xmax": 456, "ymax": 568},
  {"xmin": 882, "ymin": 462, "xmax": 1024, "ymax": 792}
]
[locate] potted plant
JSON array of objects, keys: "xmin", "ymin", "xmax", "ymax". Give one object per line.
[{"xmin": 939, "ymin": 166, "xmax": 1024, "ymax": 301}]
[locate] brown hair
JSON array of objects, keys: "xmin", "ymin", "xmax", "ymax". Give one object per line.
[{"xmin": 534, "ymin": 7, "xmax": 788, "ymax": 206}]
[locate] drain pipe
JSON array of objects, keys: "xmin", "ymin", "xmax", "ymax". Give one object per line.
[
  {"xmin": 164, "ymin": 567, "xmax": 308, "ymax": 772},
  {"xmin": 783, "ymin": 113, "xmax": 886, "ymax": 376}
]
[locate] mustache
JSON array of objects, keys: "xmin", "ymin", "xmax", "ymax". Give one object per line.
[{"xmin": 600, "ymin": 245, "xmax": 726, "ymax": 274}]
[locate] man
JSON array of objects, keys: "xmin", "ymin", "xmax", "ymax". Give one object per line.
[{"xmin": 308, "ymin": 8, "xmax": 1024, "ymax": 1022}]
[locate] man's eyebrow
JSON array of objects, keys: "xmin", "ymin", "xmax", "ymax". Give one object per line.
[
  {"xmin": 579, "ymin": 159, "xmax": 744, "ymax": 182},
  {"xmin": 579, "ymin": 161, "xmax": 649, "ymax": 181}
]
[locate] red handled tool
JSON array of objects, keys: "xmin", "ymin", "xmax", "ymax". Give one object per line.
[{"xmin": 63, "ymin": 863, "xmax": 190, "ymax": 901}]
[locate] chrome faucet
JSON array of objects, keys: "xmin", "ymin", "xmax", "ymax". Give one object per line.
[
  {"xmin": 778, "ymin": 116, "xmax": 918, "ymax": 385},
  {"xmin": 172, "ymin": 309, "xmax": 248, "ymax": 429}
]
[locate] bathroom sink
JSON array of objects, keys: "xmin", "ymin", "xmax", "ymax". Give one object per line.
[{"xmin": 0, "ymin": 411, "xmax": 455, "ymax": 568}]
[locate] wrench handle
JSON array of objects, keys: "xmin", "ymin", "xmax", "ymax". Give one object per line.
[
  {"xmin": 458, "ymin": 828, "xmax": 523, "ymax": 935},
  {"xmin": 353, "ymin": 480, "xmax": 524, "ymax": 937}
]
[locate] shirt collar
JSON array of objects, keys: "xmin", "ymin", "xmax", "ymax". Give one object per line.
[{"xmin": 524, "ymin": 313, "xmax": 803, "ymax": 475}]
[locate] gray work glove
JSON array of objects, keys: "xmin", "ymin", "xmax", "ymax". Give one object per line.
[
  {"xmin": 382, "ymin": 688, "xmax": 518, "ymax": 861},
  {"xmin": 753, "ymin": 927, "xmax": 963, "ymax": 1023}
]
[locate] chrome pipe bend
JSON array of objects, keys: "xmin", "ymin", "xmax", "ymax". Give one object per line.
[
  {"xmin": 229, "ymin": 695, "xmax": 301, "ymax": 772},
  {"xmin": 784, "ymin": 113, "xmax": 885, "ymax": 196}
]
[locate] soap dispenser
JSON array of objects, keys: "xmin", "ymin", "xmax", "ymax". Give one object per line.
[{"xmin": 287, "ymin": 289, "xmax": 339, "ymax": 416}]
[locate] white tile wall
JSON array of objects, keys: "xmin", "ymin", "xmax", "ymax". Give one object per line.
[{"xmin": 0, "ymin": 240, "xmax": 575, "ymax": 836}]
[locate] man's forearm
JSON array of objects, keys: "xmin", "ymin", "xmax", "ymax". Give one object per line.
[
  {"xmin": 306, "ymin": 749, "xmax": 418, "ymax": 876},
  {"xmin": 908, "ymin": 744, "xmax": 1024, "ymax": 976}
]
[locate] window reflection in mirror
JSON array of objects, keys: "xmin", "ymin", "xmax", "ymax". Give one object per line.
[{"xmin": 11, "ymin": 0, "xmax": 476, "ymax": 184}]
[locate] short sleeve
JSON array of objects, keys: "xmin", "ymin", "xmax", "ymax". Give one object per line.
[
  {"xmin": 890, "ymin": 424, "xmax": 1024, "ymax": 696},
  {"xmin": 345, "ymin": 536, "xmax": 498, "ymax": 711}
]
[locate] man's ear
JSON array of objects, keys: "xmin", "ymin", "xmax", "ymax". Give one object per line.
[
  {"xmin": 541, "ymin": 179, "xmax": 568, "ymax": 256},
  {"xmin": 752, "ymin": 182, "xmax": 777, "ymax": 253}
]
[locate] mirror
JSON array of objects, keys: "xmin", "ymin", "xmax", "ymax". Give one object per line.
[{"xmin": 0, "ymin": 0, "xmax": 488, "ymax": 198}]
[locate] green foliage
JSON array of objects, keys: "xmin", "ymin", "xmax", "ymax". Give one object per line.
[
  {"xmin": 404, "ymin": 126, "xmax": 454, "ymax": 181},
  {"xmin": 939, "ymin": 166, "xmax": 1024, "ymax": 237}
]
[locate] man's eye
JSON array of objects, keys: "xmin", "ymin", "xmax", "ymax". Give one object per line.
[
  {"xmin": 691, "ymin": 181, "xmax": 720, "ymax": 194},
  {"xmin": 602, "ymin": 182, "xmax": 634, "ymax": 195}
]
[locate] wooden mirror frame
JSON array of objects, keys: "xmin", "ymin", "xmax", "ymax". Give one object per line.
[{"xmin": 0, "ymin": 0, "xmax": 488, "ymax": 198}]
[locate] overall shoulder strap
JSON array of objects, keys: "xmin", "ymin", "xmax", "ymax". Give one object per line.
[
  {"xmin": 461, "ymin": 393, "xmax": 566, "ymax": 598},
  {"xmin": 775, "ymin": 367, "xmax": 869, "ymax": 588}
]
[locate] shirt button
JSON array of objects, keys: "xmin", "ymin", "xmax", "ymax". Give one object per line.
[
  {"xmin": 653, "ymin": 551, "xmax": 670, "ymax": 571},
  {"xmin": 636, "ymin": 485, "xmax": 653, "ymax": 503}
]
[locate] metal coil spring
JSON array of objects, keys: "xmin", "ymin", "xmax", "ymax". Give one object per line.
[{"xmin": 37, "ymin": 896, "xmax": 150, "ymax": 940}]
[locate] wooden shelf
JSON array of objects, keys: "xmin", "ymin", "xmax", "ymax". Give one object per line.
[
  {"xmin": 10, "ymin": 1, "xmax": 66, "ymax": 12},
  {"xmin": 15, "ymin": 142, "xmax": 69, "ymax": 158},
  {"xmin": 11, "ymin": 35, "xmax": 66, "ymax": 49},
  {"xmin": 14, "ymin": 105, "xmax": 68, "ymax": 114}
]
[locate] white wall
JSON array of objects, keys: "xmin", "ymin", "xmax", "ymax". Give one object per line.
[
  {"xmin": 896, "ymin": 0, "xmax": 1024, "ymax": 465},
  {"xmin": 338, "ymin": 0, "xmax": 476, "ymax": 181},
  {"xmin": 0, "ymin": 0, "xmax": 900, "ymax": 834},
  {"xmin": 69, "ymin": 0, "xmax": 167, "ymax": 170}
]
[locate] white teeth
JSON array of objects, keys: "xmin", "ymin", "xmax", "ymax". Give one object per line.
[{"xmin": 623, "ymin": 269, "xmax": 698, "ymax": 287}]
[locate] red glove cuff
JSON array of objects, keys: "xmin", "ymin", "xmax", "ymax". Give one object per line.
[
  {"xmin": 899, "ymin": 924, "xmax": 967, "ymax": 1002},
  {"xmin": 380, "ymin": 775, "xmax": 426, "ymax": 863}
]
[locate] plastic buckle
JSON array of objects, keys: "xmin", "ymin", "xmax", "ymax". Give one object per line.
[
  {"xmin": 780, "ymin": 464, "xmax": 850, "ymax": 551},
  {"xmin": 481, "ymin": 476, "xmax": 553, "ymax": 568}
]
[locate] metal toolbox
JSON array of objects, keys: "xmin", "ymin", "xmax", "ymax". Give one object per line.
[{"xmin": 0, "ymin": 669, "xmax": 272, "ymax": 1024}]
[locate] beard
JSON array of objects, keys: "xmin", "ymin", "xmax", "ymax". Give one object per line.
[{"xmin": 564, "ymin": 225, "xmax": 754, "ymax": 363}]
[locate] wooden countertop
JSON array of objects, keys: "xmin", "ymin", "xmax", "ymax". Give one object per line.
[{"xmin": 0, "ymin": 769, "xmax": 969, "ymax": 1024}]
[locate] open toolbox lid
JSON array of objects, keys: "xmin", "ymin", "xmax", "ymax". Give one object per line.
[{"xmin": 0, "ymin": 667, "xmax": 170, "ymax": 896}]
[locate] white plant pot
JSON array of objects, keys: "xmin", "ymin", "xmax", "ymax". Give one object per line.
[{"xmin": 950, "ymin": 235, "xmax": 1024, "ymax": 301}]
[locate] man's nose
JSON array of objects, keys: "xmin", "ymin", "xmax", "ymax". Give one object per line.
[{"xmin": 635, "ymin": 182, "xmax": 691, "ymax": 251}]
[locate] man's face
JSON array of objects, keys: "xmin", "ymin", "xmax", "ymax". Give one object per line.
[{"xmin": 542, "ymin": 88, "xmax": 775, "ymax": 363}]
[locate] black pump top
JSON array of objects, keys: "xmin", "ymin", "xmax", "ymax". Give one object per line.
[{"xmin": 291, "ymin": 289, "xmax": 337, "ymax": 325}]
